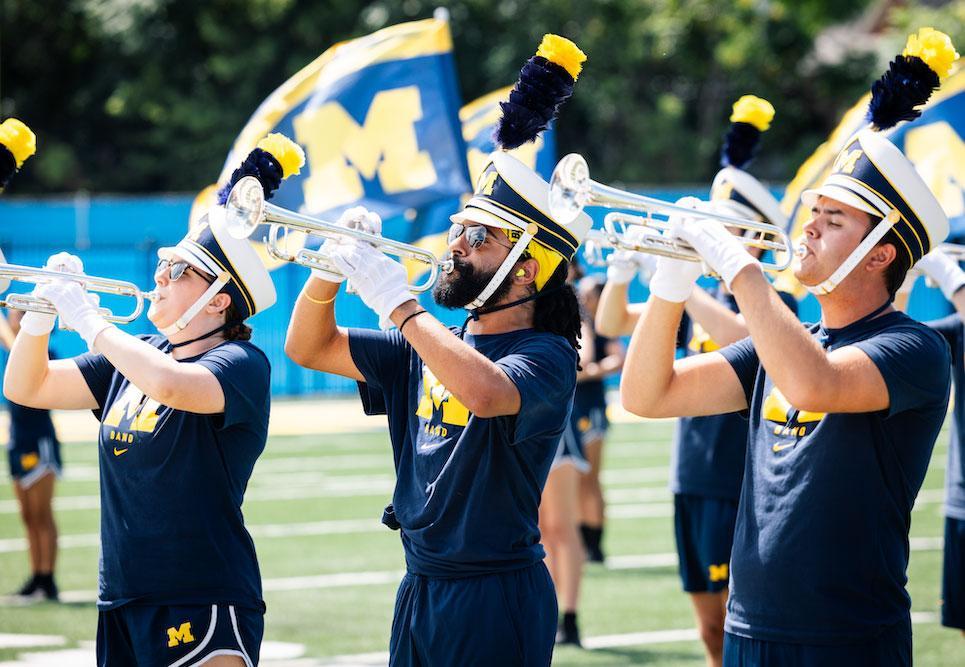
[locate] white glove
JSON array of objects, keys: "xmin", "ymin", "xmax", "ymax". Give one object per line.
[
  {"xmin": 312, "ymin": 206, "xmax": 384, "ymax": 284},
  {"xmin": 606, "ymin": 225, "xmax": 660, "ymax": 285},
  {"xmin": 915, "ymin": 250, "xmax": 965, "ymax": 300},
  {"xmin": 329, "ymin": 241, "xmax": 415, "ymax": 330},
  {"xmin": 34, "ymin": 279, "xmax": 112, "ymax": 350},
  {"xmin": 672, "ymin": 208, "xmax": 760, "ymax": 290},
  {"xmin": 20, "ymin": 252, "xmax": 86, "ymax": 337},
  {"xmin": 646, "ymin": 198, "xmax": 705, "ymax": 302}
]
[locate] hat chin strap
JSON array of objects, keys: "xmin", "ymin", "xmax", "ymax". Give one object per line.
[
  {"xmin": 465, "ymin": 224, "xmax": 538, "ymax": 310},
  {"xmin": 804, "ymin": 210, "xmax": 899, "ymax": 296},
  {"xmin": 160, "ymin": 272, "xmax": 231, "ymax": 337}
]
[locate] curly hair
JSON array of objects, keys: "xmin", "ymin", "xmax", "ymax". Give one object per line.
[{"xmin": 532, "ymin": 261, "xmax": 583, "ymax": 358}]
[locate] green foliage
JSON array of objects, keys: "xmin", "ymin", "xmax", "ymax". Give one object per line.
[{"xmin": 0, "ymin": 0, "xmax": 959, "ymax": 193}]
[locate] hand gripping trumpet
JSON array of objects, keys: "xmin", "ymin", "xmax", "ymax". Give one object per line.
[
  {"xmin": 549, "ymin": 153, "xmax": 794, "ymax": 272},
  {"xmin": 223, "ymin": 176, "xmax": 452, "ymax": 293},
  {"xmin": 0, "ymin": 252, "xmax": 155, "ymax": 324}
]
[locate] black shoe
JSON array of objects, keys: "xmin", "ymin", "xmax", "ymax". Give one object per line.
[
  {"xmin": 34, "ymin": 574, "xmax": 59, "ymax": 602},
  {"xmin": 556, "ymin": 613, "xmax": 582, "ymax": 647},
  {"xmin": 580, "ymin": 524, "xmax": 606, "ymax": 563},
  {"xmin": 14, "ymin": 575, "xmax": 41, "ymax": 598}
]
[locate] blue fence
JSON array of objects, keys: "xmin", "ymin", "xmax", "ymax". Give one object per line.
[{"xmin": 0, "ymin": 190, "xmax": 951, "ymax": 396}]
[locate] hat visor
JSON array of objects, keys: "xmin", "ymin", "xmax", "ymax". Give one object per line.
[
  {"xmin": 157, "ymin": 245, "xmax": 217, "ymax": 278},
  {"xmin": 801, "ymin": 185, "xmax": 879, "ymax": 218},
  {"xmin": 449, "ymin": 206, "xmax": 518, "ymax": 231}
]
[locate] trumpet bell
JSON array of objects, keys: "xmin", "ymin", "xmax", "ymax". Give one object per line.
[
  {"xmin": 225, "ymin": 176, "xmax": 267, "ymax": 240},
  {"xmin": 548, "ymin": 153, "xmax": 592, "ymax": 225}
]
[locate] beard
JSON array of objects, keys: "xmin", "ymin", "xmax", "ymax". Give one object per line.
[{"xmin": 432, "ymin": 255, "xmax": 515, "ymax": 309}]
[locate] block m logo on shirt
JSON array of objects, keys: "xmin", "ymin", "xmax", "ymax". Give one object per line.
[{"xmin": 415, "ymin": 367, "xmax": 470, "ymax": 438}]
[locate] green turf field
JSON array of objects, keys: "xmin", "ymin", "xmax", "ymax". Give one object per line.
[{"xmin": 0, "ymin": 417, "xmax": 961, "ymax": 665}]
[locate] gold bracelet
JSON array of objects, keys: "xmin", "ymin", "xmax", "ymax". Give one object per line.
[{"xmin": 303, "ymin": 291, "xmax": 337, "ymax": 305}]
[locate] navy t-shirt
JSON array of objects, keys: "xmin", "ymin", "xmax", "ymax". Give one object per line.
[
  {"xmin": 671, "ymin": 286, "xmax": 798, "ymax": 501},
  {"xmin": 575, "ymin": 333, "xmax": 609, "ymax": 409},
  {"xmin": 348, "ymin": 327, "xmax": 576, "ymax": 578},
  {"xmin": 926, "ymin": 315, "xmax": 965, "ymax": 520},
  {"xmin": 75, "ymin": 336, "xmax": 270, "ymax": 611},
  {"xmin": 720, "ymin": 310, "xmax": 950, "ymax": 643}
]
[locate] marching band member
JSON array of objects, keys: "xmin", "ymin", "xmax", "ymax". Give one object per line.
[
  {"xmin": 896, "ymin": 250, "xmax": 965, "ymax": 637},
  {"xmin": 3, "ymin": 135, "xmax": 299, "ymax": 666},
  {"xmin": 597, "ymin": 96, "xmax": 797, "ymax": 667},
  {"xmin": 285, "ymin": 36, "xmax": 590, "ymax": 666},
  {"xmin": 0, "ymin": 118, "xmax": 62, "ymax": 601},
  {"xmin": 574, "ymin": 276, "xmax": 624, "ymax": 566},
  {"xmin": 621, "ymin": 29, "xmax": 957, "ymax": 665}
]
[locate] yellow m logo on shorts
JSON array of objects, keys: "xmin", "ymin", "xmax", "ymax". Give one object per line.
[
  {"xmin": 166, "ymin": 622, "xmax": 195, "ymax": 647},
  {"xmin": 294, "ymin": 87, "xmax": 438, "ymax": 212},
  {"xmin": 708, "ymin": 563, "xmax": 729, "ymax": 582}
]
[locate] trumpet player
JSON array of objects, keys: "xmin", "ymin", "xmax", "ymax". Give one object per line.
[
  {"xmin": 597, "ymin": 96, "xmax": 797, "ymax": 667},
  {"xmin": 895, "ymin": 248, "xmax": 965, "ymax": 638},
  {"xmin": 621, "ymin": 30, "xmax": 956, "ymax": 665},
  {"xmin": 286, "ymin": 35, "xmax": 591, "ymax": 666},
  {"xmin": 2, "ymin": 136, "xmax": 296, "ymax": 666}
]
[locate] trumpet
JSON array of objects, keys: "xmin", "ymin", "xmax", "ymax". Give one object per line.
[
  {"xmin": 582, "ymin": 229, "xmax": 618, "ymax": 268},
  {"xmin": 549, "ymin": 153, "xmax": 794, "ymax": 272},
  {"xmin": 224, "ymin": 176, "xmax": 452, "ymax": 293},
  {"xmin": 0, "ymin": 259, "xmax": 155, "ymax": 324}
]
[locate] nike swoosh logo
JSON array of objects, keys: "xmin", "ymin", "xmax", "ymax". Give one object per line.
[
  {"xmin": 771, "ymin": 442, "xmax": 797, "ymax": 453},
  {"xmin": 113, "ymin": 447, "xmax": 129, "ymax": 456}
]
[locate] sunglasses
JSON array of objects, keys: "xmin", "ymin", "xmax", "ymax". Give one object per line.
[
  {"xmin": 447, "ymin": 223, "xmax": 512, "ymax": 250},
  {"xmin": 156, "ymin": 258, "xmax": 210, "ymax": 283}
]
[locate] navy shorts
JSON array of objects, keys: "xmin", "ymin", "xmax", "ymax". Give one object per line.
[
  {"xmin": 96, "ymin": 602, "xmax": 263, "ymax": 667},
  {"xmin": 7, "ymin": 436, "xmax": 61, "ymax": 489},
  {"xmin": 390, "ymin": 562, "xmax": 557, "ymax": 667},
  {"xmin": 573, "ymin": 392, "xmax": 608, "ymax": 446},
  {"xmin": 673, "ymin": 493, "xmax": 738, "ymax": 593},
  {"xmin": 723, "ymin": 619, "xmax": 912, "ymax": 666},
  {"xmin": 942, "ymin": 515, "xmax": 965, "ymax": 630},
  {"xmin": 551, "ymin": 417, "xmax": 590, "ymax": 473}
]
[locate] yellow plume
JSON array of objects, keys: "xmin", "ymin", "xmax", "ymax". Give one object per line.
[
  {"xmin": 730, "ymin": 95, "xmax": 775, "ymax": 132},
  {"xmin": 256, "ymin": 133, "xmax": 305, "ymax": 179},
  {"xmin": 0, "ymin": 118, "xmax": 37, "ymax": 168},
  {"xmin": 903, "ymin": 27, "xmax": 959, "ymax": 80},
  {"xmin": 536, "ymin": 34, "xmax": 586, "ymax": 81}
]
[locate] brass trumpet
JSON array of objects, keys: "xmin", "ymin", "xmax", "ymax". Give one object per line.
[
  {"xmin": 224, "ymin": 176, "xmax": 452, "ymax": 293},
  {"xmin": 549, "ymin": 154, "xmax": 794, "ymax": 272},
  {"xmin": 0, "ymin": 256, "xmax": 155, "ymax": 324}
]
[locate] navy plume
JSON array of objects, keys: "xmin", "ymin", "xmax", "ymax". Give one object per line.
[
  {"xmin": 216, "ymin": 148, "xmax": 284, "ymax": 206},
  {"xmin": 494, "ymin": 56, "xmax": 575, "ymax": 150},
  {"xmin": 866, "ymin": 55, "xmax": 940, "ymax": 131},
  {"xmin": 720, "ymin": 122, "xmax": 762, "ymax": 169},
  {"xmin": 0, "ymin": 146, "xmax": 16, "ymax": 190}
]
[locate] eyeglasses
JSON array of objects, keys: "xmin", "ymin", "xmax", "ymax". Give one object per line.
[
  {"xmin": 156, "ymin": 258, "xmax": 210, "ymax": 283},
  {"xmin": 447, "ymin": 223, "xmax": 512, "ymax": 250}
]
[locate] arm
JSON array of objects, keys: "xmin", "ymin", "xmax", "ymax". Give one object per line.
[
  {"xmin": 3, "ymin": 330, "xmax": 98, "ymax": 409},
  {"xmin": 577, "ymin": 323, "xmax": 624, "ymax": 382},
  {"xmin": 389, "ymin": 300, "xmax": 522, "ymax": 418},
  {"xmin": 0, "ymin": 312, "xmax": 14, "ymax": 349},
  {"xmin": 729, "ymin": 267, "xmax": 889, "ymax": 413},
  {"xmin": 284, "ymin": 278, "xmax": 364, "ymax": 381},
  {"xmin": 621, "ymin": 295, "xmax": 748, "ymax": 418},
  {"xmin": 683, "ymin": 286, "xmax": 749, "ymax": 346},
  {"xmin": 89, "ymin": 328, "xmax": 227, "ymax": 414},
  {"xmin": 595, "ymin": 280, "xmax": 647, "ymax": 337}
]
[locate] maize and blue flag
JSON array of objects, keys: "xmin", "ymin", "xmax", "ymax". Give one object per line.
[
  {"xmin": 393, "ymin": 85, "xmax": 558, "ymax": 278},
  {"xmin": 782, "ymin": 68, "xmax": 965, "ymax": 242},
  {"xmin": 216, "ymin": 15, "xmax": 471, "ymax": 225}
]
